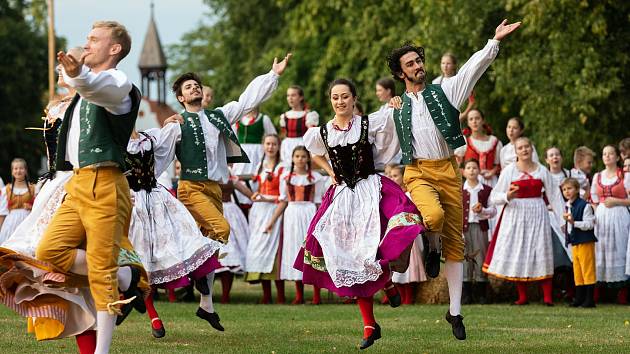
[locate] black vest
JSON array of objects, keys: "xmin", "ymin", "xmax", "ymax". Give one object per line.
[
  {"xmin": 568, "ymin": 198, "xmax": 597, "ymax": 245},
  {"xmin": 125, "ymin": 132, "xmax": 157, "ymax": 193},
  {"xmin": 320, "ymin": 116, "xmax": 375, "ymax": 189}
]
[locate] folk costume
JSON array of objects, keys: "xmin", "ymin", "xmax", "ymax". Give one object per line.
[
  {"xmin": 232, "ymin": 112, "xmax": 277, "ymax": 176},
  {"xmin": 565, "ymin": 197, "xmax": 597, "ymax": 307},
  {"xmin": 499, "ymin": 142, "xmax": 539, "ymax": 170},
  {"xmin": 279, "ymin": 109, "xmax": 319, "ymax": 164},
  {"xmin": 0, "ymin": 183, "xmax": 35, "ymax": 244},
  {"xmin": 295, "ymin": 114, "xmax": 423, "ymax": 347},
  {"xmin": 455, "ymin": 135, "xmax": 503, "ymax": 187}
]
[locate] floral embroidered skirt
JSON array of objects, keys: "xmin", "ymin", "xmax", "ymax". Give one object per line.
[{"xmin": 294, "ymin": 175, "xmax": 424, "ymax": 298}]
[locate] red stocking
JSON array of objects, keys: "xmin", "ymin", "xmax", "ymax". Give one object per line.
[
  {"xmin": 75, "ymin": 330, "xmax": 96, "ymax": 354},
  {"xmin": 312, "ymin": 285, "xmax": 321, "ymax": 304},
  {"xmin": 275, "ymin": 280, "xmax": 286, "ymax": 304},
  {"xmin": 220, "ymin": 272, "xmax": 234, "ymax": 304},
  {"xmin": 514, "ymin": 282, "xmax": 528, "ymax": 305},
  {"xmin": 617, "ymin": 287, "xmax": 628, "ymax": 305},
  {"xmin": 357, "ymin": 296, "xmax": 376, "ymax": 338},
  {"xmin": 540, "ymin": 278, "xmax": 553, "ymax": 305},
  {"xmin": 292, "ymin": 281, "xmax": 304, "ymax": 304},
  {"xmin": 167, "ymin": 288, "xmax": 176, "ymax": 303},
  {"xmin": 403, "ymin": 284, "xmax": 414, "ymax": 305},
  {"xmin": 144, "ymin": 296, "xmax": 163, "ymax": 330},
  {"xmin": 593, "ymin": 285, "xmax": 600, "ymax": 303}
]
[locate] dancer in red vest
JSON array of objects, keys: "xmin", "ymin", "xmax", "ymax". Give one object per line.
[{"xmin": 279, "ymin": 85, "xmax": 319, "ymax": 164}]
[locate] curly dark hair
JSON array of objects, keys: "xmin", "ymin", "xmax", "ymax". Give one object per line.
[
  {"xmin": 387, "ymin": 43, "xmax": 425, "ymax": 82},
  {"xmin": 172, "ymin": 72, "xmax": 203, "ymax": 107}
]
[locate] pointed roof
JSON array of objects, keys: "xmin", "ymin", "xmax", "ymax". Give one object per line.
[{"xmin": 138, "ymin": 5, "xmax": 167, "ymax": 70}]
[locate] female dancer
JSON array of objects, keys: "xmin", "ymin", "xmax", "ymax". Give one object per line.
[
  {"xmin": 295, "ymin": 79, "xmax": 423, "ymax": 349},
  {"xmin": 0, "ymin": 158, "xmax": 35, "ymax": 244},
  {"xmin": 265, "ymin": 145, "xmax": 324, "ymax": 304},
  {"xmin": 590, "ymin": 145, "xmax": 630, "ymax": 303},
  {"xmin": 483, "ymin": 137, "xmax": 561, "ymax": 305},
  {"xmin": 244, "ymin": 134, "xmax": 286, "ymax": 304},
  {"xmin": 125, "ymin": 124, "xmax": 225, "ymax": 332},
  {"xmin": 279, "ymin": 86, "xmax": 319, "ymax": 164}
]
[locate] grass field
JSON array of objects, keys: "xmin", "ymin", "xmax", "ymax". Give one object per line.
[{"xmin": 0, "ymin": 280, "xmax": 629, "ymax": 354}]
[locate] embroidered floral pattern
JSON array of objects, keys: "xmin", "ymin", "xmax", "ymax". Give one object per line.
[
  {"xmin": 117, "ymin": 248, "xmax": 142, "ymax": 266},
  {"xmin": 384, "ymin": 212, "xmax": 424, "ymax": 237},
  {"xmin": 303, "ymin": 249, "xmax": 327, "ymax": 272}
]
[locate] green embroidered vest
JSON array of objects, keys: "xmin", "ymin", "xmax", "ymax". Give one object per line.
[
  {"xmin": 55, "ymin": 85, "xmax": 141, "ymax": 171},
  {"xmin": 236, "ymin": 113, "xmax": 265, "ymax": 144},
  {"xmin": 176, "ymin": 109, "xmax": 249, "ymax": 181},
  {"xmin": 393, "ymin": 84, "xmax": 464, "ymax": 165}
]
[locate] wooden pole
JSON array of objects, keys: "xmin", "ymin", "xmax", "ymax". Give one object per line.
[{"xmin": 47, "ymin": 0, "xmax": 55, "ymax": 100}]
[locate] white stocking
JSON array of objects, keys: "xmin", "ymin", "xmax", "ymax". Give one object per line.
[
  {"xmin": 444, "ymin": 260, "xmax": 463, "ymax": 316},
  {"xmin": 117, "ymin": 266, "xmax": 132, "ymax": 292},
  {"xmin": 199, "ymin": 272, "xmax": 215, "ymax": 313},
  {"xmin": 70, "ymin": 249, "xmax": 88, "ymax": 275},
  {"xmin": 95, "ymin": 311, "xmax": 116, "ymax": 354}
]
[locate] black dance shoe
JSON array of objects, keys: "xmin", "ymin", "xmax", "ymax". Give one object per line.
[
  {"xmin": 359, "ymin": 323, "xmax": 381, "ymax": 350},
  {"xmin": 425, "ymin": 250, "xmax": 441, "ymax": 278},
  {"xmin": 196, "ymin": 307, "xmax": 224, "ymax": 331},
  {"xmin": 116, "ymin": 267, "xmax": 146, "ymax": 326},
  {"xmin": 445, "ymin": 311, "xmax": 466, "ymax": 340},
  {"xmin": 151, "ymin": 319, "xmax": 166, "ymax": 338}
]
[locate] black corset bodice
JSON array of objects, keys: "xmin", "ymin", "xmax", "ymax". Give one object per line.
[
  {"xmin": 320, "ymin": 116, "xmax": 375, "ymax": 189},
  {"xmin": 125, "ymin": 132, "xmax": 158, "ymax": 192}
]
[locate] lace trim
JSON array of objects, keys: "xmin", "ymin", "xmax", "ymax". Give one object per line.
[
  {"xmin": 148, "ymin": 243, "xmax": 220, "ymax": 285},
  {"xmin": 331, "ymin": 259, "xmax": 383, "ymax": 288}
]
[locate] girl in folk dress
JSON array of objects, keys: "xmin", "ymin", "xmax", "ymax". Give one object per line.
[
  {"xmin": 279, "ymin": 86, "xmax": 319, "ymax": 164},
  {"xmin": 431, "ymin": 53, "xmax": 475, "ymax": 122},
  {"xmin": 125, "ymin": 125, "xmax": 225, "ymax": 333},
  {"xmin": 295, "ymin": 79, "xmax": 423, "ymax": 349},
  {"xmin": 231, "ymin": 107, "xmax": 278, "ymax": 177},
  {"xmin": 455, "ymin": 109, "xmax": 502, "ymax": 187},
  {"xmin": 499, "ymin": 117, "xmax": 540, "ymax": 169},
  {"xmin": 217, "ymin": 169, "xmax": 252, "ymax": 303},
  {"xmin": 483, "ymin": 137, "xmax": 562, "ymax": 306},
  {"xmin": 264, "ymin": 146, "xmax": 324, "ymax": 304},
  {"xmin": 388, "ymin": 165, "xmax": 427, "ymax": 305},
  {"xmin": 0, "ymin": 159, "xmax": 35, "ymax": 244},
  {"xmin": 244, "ymin": 134, "xmax": 287, "ymax": 304},
  {"xmin": 590, "ymin": 145, "xmax": 630, "ymax": 304}
]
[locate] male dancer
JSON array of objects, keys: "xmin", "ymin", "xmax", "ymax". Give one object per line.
[
  {"xmin": 386, "ymin": 20, "xmax": 520, "ymax": 340},
  {"xmin": 36, "ymin": 21, "xmax": 142, "ymax": 354},
  {"xmin": 167, "ymin": 54, "xmax": 291, "ymax": 327}
]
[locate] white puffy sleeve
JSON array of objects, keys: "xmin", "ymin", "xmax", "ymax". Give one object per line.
[
  {"xmin": 306, "ymin": 111, "xmax": 320, "ymax": 127},
  {"xmin": 624, "ymin": 172, "xmax": 630, "ymax": 192},
  {"xmin": 0, "ymin": 188, "xmax": 8, "ymax": 216},
  {"xmin": 262, "ymin": 115, "xmax": 278, "ymax": 135},
  {"xmin": 541, "ymin": 165, "xmax": 563, "ymax": 219},
  {"xmin": 152, "ymin": 123, "xmax": 182, "ymax": 177},
  {"xmin": 494, "ymin": 138, "xmax": 504, "ymax": 165},
  {"xmin": 63, "ymin": 66, "xmax": 132, "ymax": 115},
  {"xmin": 490, "ymin": 164, "xmax": 514, "ymax": 206},
  {"xmin": 278, "ymin": 171, "xmax": 289, "ymax": 201},
  {"xmin": 303, "ymin": 126, "xmax": 327, "ymax": 157},
  {"xmin": 279, "ymin": 113, "xmax": 287, "ymax": 128},
  {"xmin": 312, "ymin": 171, "xmax": 325, "ymax": 204},
  {"xmin": 368, "ymin": 113, "xmax": 400, "ymax": 169},
  {"xmin": 217, "ymin": 70, "xmax": 279, "ymax": 124},
  {"xmin": 590, "ymin": 173, "xmax": 600, "ymax": 203}
]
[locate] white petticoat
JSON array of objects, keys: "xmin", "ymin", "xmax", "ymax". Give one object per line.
[
  {"xmin": 280, "ymin": 201, "xmax": 316, "ymax": 281},
  {"xmin": 219, "ymin": 201, "xmax": 250, "ymax": 271},
  {"xmin": 2, "ymin": 171, "xmax": 73, "ymax": 255},
  {"xmin": 244, "ymin": 198, "xmax": 282, "ymax": 273},
  {"xmin": 594, "ymin": 204, "xmax": 629, "ymax": 282},
  {"xmin": 128, "ymin": 187, "xmax": 222, "ymax": 285},
  {"xmin": 486, "ymin": 197, "xmax": 554, "ymax": 279}
]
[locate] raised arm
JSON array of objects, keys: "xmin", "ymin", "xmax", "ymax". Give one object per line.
[
  {"xmin": 219, "ymin": 54, "xmax": 292, "ymax": 124},
  {"xmin": 58, "ymin": 51, "xmax": 132, "ymax": 115},
  {"xmin": 442, "ymin": 20, "xmax": 521, "ymax": 109}
]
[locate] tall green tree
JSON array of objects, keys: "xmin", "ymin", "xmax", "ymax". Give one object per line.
[
  {"xmin": 0, "ymin": 0, "xmax": 50, "ymax": 182},
  {"xmin": 169, "ymin": 0, "xmax": 629, "ymax": 167}
]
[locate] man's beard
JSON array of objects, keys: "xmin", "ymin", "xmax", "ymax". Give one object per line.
[
  {"xmin": 187, "ymin": 96, "xmax": 203, "ymax": 105},
  {"xmin": 404, "ymin": 70, "xmax": 426, "ymax": 85}
]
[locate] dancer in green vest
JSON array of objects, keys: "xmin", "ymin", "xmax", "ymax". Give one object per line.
[
  {"xmin": 384, "ymin": 19, "xmax": 521, "ymax": 340},
  {"xmin": 35, "ymin": 21, "xmax": 145, "ymax": 354}
]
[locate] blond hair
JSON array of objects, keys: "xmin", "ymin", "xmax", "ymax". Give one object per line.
[
  {"xmin": 560, "ymin": 177, "xmax": 580, "ymax": 191},
  {"xmin": 92, "ymin": 21, "xmax": 131, "ymax": 62},
  {"xmin": 573, "ymin": 146, "xmax": 595, "ymax": 165}
]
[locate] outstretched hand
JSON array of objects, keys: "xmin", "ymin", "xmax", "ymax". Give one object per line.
[
  {"xmin": 57, "ymin": 51, "xmax": 84, "ymax": 78},
  {"xmin": 493, "ymin": 19, "xmax": 521, "ymax": 41},
  {"xmin": 272, "ymin": 53, "xmax": 293, "ymax": 75},
  {"xmin": 164, "ymin": 114, "xmax": 184, "ymax": 125},
  {"xmin": 388, "ymin": 96, "xmax": 402, "ymax": 110}
]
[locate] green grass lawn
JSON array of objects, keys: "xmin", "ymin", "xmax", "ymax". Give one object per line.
[{"xmin": 0, "ymin": 279, "xmax": 629, "ymax": 353}]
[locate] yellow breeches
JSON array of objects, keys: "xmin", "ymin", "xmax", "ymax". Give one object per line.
[
  {"xmin": 36, "ymin": 167, "xmax": 132, "ymax": 311},
  {"xmin": 404, "ymin": 157, "xmax": 464, "ymax": 261},
  {"xmin": 572, "ymin": 242, "xmax": 596, "ymax": 286},
  {"xmin": 177, "ymin": 180, "xmax": 230, "ymax": 244}
]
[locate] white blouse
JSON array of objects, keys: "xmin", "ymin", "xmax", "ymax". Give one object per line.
[
  {"xmin": 490, "ymin": 163, "xmax": 561, "ymax": 215},
  {"xmin": 0, "ymin": 186, "xmax": 30, "ymax": 215},
  {"xmin": 590, "ymin": 171, "xmax": 630, "ymax": 203},
  {"xmin": 278, "ymin": 171, "xmax": 325, "ymax": 204},
  {"xmin": 171, "ymin": 70, "xmax": 279, "ymax": 183},
  {"xmin": 303, "ymin": 114, "xmax": 400, "ymax": 170},
  {"xmin": 126, "ymin": 123, "xmax": 181, "ymax": 178},
  {"xmin": 280, "ymin": 110, "xmax": 320, "ymax": 128}
]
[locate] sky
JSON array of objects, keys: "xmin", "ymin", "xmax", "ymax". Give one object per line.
[{"xmin": 54, "ymin": 0, "xmax": 210, "ymax": 98}]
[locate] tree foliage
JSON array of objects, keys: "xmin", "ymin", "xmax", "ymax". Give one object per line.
[
  {"xmin": 0, "ymin": 0, "xmax": 50, "ymax": 182},
  {"xmin": 169, "ymin": 0, "xmax": 629, "ymax": 167}
]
